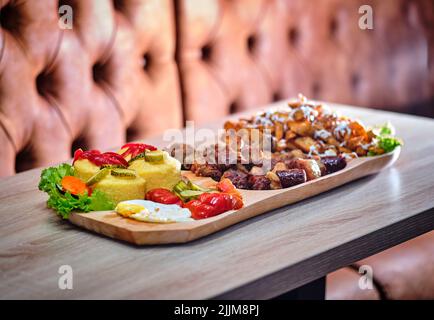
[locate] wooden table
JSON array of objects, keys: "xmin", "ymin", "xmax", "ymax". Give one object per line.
[{"xmin": 1, "ymin": 102, "xmax": 433, "ymax": 299}]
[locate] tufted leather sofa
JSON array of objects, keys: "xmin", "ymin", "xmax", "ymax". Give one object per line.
[
  {"xmin": 1, "ymin": 0, "xmax": 433, "ymax": 300},
  {"xmin": 177, "ymin": 0, "xmax": 434, "ymax": 122},
  {"xmin": 0, "ymin": 0, "xmax": 182, "ymax": 176}
]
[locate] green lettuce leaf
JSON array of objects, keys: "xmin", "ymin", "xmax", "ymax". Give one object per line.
[
  {"xmin": 369, "ymin": 123, "xmax": 402, "ymax": 156},
  {"xmin": 377, "ymin": 136, "xmax": 402, "ymax": 153},
  {"xmin": 38, "ymin": 164, "xmax": 114, "ymax": 219}
]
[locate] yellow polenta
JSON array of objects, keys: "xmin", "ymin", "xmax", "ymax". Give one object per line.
[
  {"xmin": 93, "ymin": 174, "xmax": 146, "ymax": 204},
  {"xmin": 73, "ymin": 159, "xmax": 100, "ymax": 182},
  {"xmin": 74, "ymin": 159, "xmax": 146, "ymax": 204},
  {"xmin": 128, "ymin": 151, "xmax": 181, "ymax": 192}
]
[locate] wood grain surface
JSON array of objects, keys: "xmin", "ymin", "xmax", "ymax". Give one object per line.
[
  {"xmin": 69, "ymin": 149, "xmax": 401, "ymax": 245},
  {"xmin": 1, "ymin": 102, "xmax": 434, "ymax": 299}
]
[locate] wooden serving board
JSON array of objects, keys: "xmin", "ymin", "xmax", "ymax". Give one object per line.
[{"xmin": 69, "ymin": 148, "xmax": 400, "ymax": 245}]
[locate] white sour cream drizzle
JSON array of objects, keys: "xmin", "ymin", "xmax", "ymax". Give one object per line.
[
  {"xmin": 308, "ymin": 145, "xmax": 318, "ymax": 157},
  {"xmin": 360, "ymin": 143, "xmax": 373, "ymax": 150},
  {"xmin": 334, "ymin": 121, "xmax": 351, "ymax": 138},
  {"xmin": 314, "ymin": 129, "xmax": 332, "ymax": 140}
]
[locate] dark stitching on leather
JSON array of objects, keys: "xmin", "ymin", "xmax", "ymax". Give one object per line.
[
  {"xmin": 93, "ymin": 14, "xmax": 125, "ymax": 122},
  {"xmin": 253, "ymin": 0, "xmax": 270, "ymax": 28},
  {"xmin": 0, "ymin": 116, "xmax": 16, "ymax": 152},
  {"xmin": 99, "ymin": 11, "xmax": 118, "ymax": 65},
  {"xmin": 6, "ymin": 0, "xmax": 29, "ymax": 59},
  {"xmin": 0, "ymin": 24, "xmax": 5, "ymax": 66},
  {"xmin": 98, "ymin": 80, "xmax": 125, "ymax": 122},
  {"xmin": 205, "ymin": 0, "xmax": 223, "ymax": 43},
  {"xmin": 174, "ymin": 0, "xmax": 228, "ymax": 119},
  {"xmin": 43, "ymin": 93, "xmax": 73, "ymax": 139},
  {"xmin": 204, "ymin": 60, "xmax": 232, "ymax": 97},
  {"xmin": 174, "ymin": 0, "xmax": 186, "ymax": 122},
  {"xmin": 248, "ymin": 0, "xmax": 274, "ymax": 96},
  {"xmin": 44, "ymin": 27, "xmax": 64, "ymax": 74}
]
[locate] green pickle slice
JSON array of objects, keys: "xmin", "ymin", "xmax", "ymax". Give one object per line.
[
  {"xmin": 144, "ymin": 150, "xmax": 165, "ymax": 162},
  {"xmin": 111, "ymin": 168, "xmax": 137, "ymax": 178},
  {"xmin": 86, "ymin": 168, "xmax": 110, "ymax": 186},
  {"xmin": 128, "ymin": 152, "xmax": 146, "ymax": 163}
]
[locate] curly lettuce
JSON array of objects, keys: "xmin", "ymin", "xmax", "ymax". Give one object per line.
[
  {"xmin": 368, "ymin": 122, "xmax": 403, "ymax": 156},
  {"xmin": 38, "ymin": 164, "xmax": 114, "ymax": 219}
]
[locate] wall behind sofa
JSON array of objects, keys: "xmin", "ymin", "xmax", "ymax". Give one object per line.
[{"xmin": 0, "ymin": 0, "xmax": 433, "ymax": 176}]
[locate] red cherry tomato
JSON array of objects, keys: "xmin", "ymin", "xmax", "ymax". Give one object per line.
[
  {"xmin": 120, "ymin": 143, "xmax": 157, "ymax": 159},
  {"xmin": 146, "ymin": 188, "xmax": 183, "ymax": 206}
]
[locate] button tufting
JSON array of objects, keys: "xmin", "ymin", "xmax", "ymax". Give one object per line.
[
  {"xmin": 113, "ymin": 0, "xmax": 124, "ymax": 12},
  {"xmin": 312, "ymin": 82, "xmax": 321, "ymax": 98},
  {"xmin": 126, "ymin": 127, "xmax": 138, "ymax": 142},
  {"xmin": 15, "ymin": 144, "xmax": 37, "ymax": 173},
  {"xmin": 92, "ymin": 62, "xmax": 106, "ymax": 84},
  {"xmin": 143, "ymin": 53, "xmax": 152, "ymax": 71},
  {"xmin": 272, "ymin": 92, "xmax": 281, "ymax": 102},
  {"xmin": 288, "ymin": 27, "xmax": 299, "ymax": 47},
  {"xmin": 247, "ymin": 34, "xmax": 257, "ymax": 54},
  {"xmin": 229, "ymin": 101, "xmax": 238, "ymax": 114},
  {"xmin": 71, "ymin": 136, "xmax": 89, "ymax": 157},
  {"xmin": 36, "ymin": 71, "xmax": 54, "ymax": 98},
  {"xmin": 0, "ymin": 3, "xmax": 19, "ymax": 32},
  {"xmin": 200, "ymin": 44, "xmax": 213, "ymax": 62},
  {"xmin": 351, "ymin": 73, "xmax": 361, "ymax": 90},
  {"xmin": 329, "ymin": 17, "xmax": 338, "ymax": 39}
]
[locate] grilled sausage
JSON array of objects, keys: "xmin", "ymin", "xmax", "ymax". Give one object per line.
[
  {"xmin": 321, "ymin": 156, "xmax": 346, "ymax": 174},
  {"xmin": 276, "ymin": 169, "xmax": 307, "ymax": 188}
]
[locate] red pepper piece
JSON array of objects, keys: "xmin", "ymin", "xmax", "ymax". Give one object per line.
[
  {"xmin": 184, "ymin": 200, "xmax": 220, "ymax": 220},
  {"xmin": 73, "ymin": 149, "xmax": 128, "ymax": 167},
  {"xmin": 216, "ymin": 178, "xmax": 243, "ymax": 209},
  {"xmin": 120, "ymin": 143, "xmax": 157, "ymax": 159},
  {"xmin": 185, "ymin": 193, "xmax": 237, "ymax": 220}
]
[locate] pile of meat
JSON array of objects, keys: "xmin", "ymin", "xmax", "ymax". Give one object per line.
[{"xmin": 167, "ymin": 142, "xmax": 346, "ymax": 191}]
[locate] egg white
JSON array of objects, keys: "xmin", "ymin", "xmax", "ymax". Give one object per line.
[{"xmin": 116, "ymin": 200, "xmax": 193, "ymax": 223}]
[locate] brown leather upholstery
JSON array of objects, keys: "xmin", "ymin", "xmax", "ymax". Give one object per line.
[
  {"xmin": 327, "ymin": 231, "xmax": 434, "ymax": 300},
  {"xmin": 0, "ymin": 0, "xmax": 182, "ymax": 176},
  {"xmin": 355, "ymin": 230, "xmax": 434, "ymax": 299},
  {"xmin": 177, "ymin": 0, "xmax": 434, "ymax": 123},
  {"xmin": 326, "ymin": 267, "xmax": 381, "ymax": 300}
]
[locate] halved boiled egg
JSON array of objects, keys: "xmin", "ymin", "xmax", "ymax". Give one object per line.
[{"xmin": 115, "ymin": 200, "xmax": 193, "ymax": 223}]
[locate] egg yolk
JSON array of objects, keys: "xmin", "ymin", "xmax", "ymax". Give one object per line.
[{"xmin": 115, "ymin": 203, "xmax": 145, "ymax": 217}]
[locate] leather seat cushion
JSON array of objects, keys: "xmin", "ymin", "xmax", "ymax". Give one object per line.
[{"xmin": 327, "ymin": 231, "xmax": 434, "ymax": 300}]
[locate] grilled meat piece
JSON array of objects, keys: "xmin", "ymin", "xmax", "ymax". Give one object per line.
[
  {"xmin": 221, "ymin": 169, "xmax": 250, "ymax": 189},
  {"xmin": 194, "ymin": 164, "xmax": 223, "ymax": 181},
  {"xmin": 286, "ymin": 159, "xmax": 322, "ymax": 180},
  {"xmin": 321, "ymin": 156, "xmax": 346, "ymax": 174},
  {"xmin": 276, "ymin": 169, "xmax": 307, "ymax": 188},
  {"xmin": 248, "ymin": 175, "xmax": 271, "ymax": 190}
]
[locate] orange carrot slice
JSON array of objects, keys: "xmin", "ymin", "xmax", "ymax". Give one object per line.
[{"xmin": 61, "ymin": 176, "xmax": 89, "ymax": 196}]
